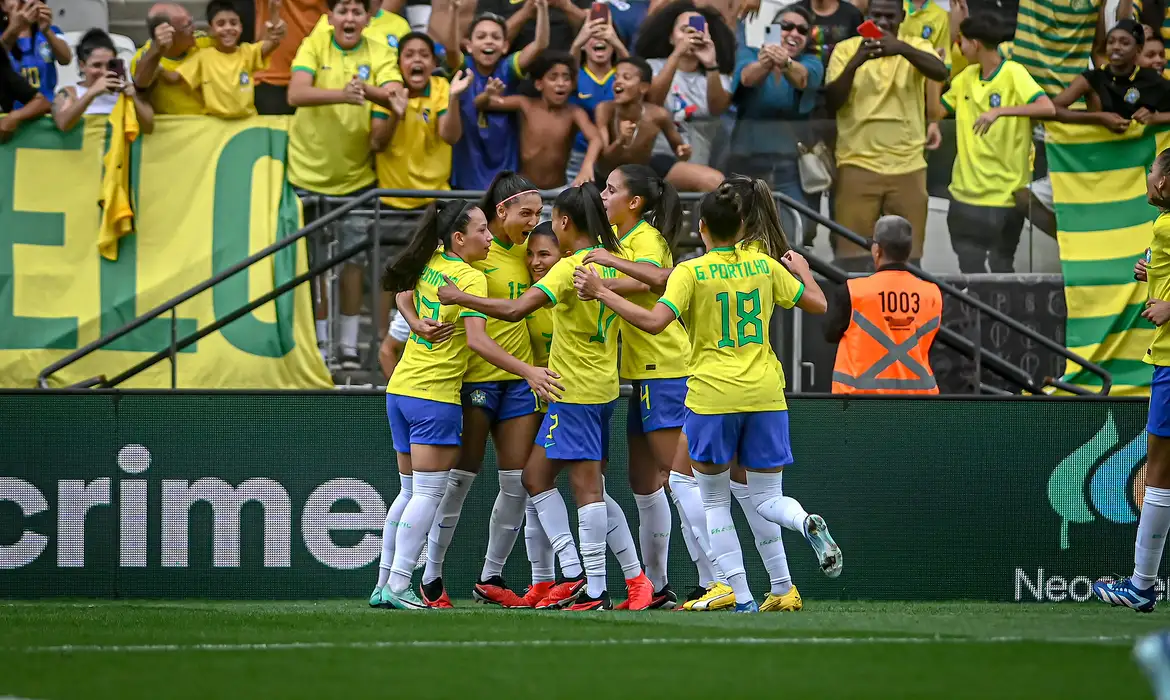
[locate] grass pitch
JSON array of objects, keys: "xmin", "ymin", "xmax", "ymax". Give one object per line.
[{"xmin": 0, "ymin": 601, "xmax": 1160, "ymax": 699}]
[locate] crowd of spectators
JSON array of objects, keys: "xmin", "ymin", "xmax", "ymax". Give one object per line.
[{"xmin": 3, "ymin": 0, "xmax": 1170, "ymax": 367}]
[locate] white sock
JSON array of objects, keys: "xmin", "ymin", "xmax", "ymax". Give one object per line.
[
  {"xmin": 579, "ymin": 501, "xmax": 608, "ymax": 597},
  {"xmin": 377, "ymin": 474, "xmax": 412, "ymax": 588},
  {"xmin": 750, "ymin": 471, "xmax": 809, "ymax": 535},
  {"xmin": 668, "ymin": 471, "xmax": 721, "ymax": 585},
  {"xmin": 604, "ymin": 487, "xmax": 643, "ymax": 580},
  {"xmin": 732, "ymin": 480, "xmax": 792, "ymax": 595},
  {"xmin": 634, "ymin": 488, "xmax": 672, "ymax": 591},
  {"xmin": 421, "ymin": 469, "xmax": 476, "ymax": 585},
  {"xmin": 531, "ymin": 488, "xmax": 583, "ymax": 578},
  {"xmin": 315, "ymin": 319, "xmax": 328, "ymax": 342},
  {"xmin": 525, "ymin": 498, "xmax": 556, "ymax": 584},
  {"xmin": 340, "ymin": 314, "xmax": 360, "ymax": 355},
  {"xmin": 1134, "ymin": 485, "xmax": 1170, "ymax": 588},
  {"xmin": 388, "ymin": 471, "xmax": 447, "ymax": 593},
  {"xmin": 669, "ymin": 483, "xmax": 715, "ymax": 587},
  {"xmin": 694, "ymin": 470, "xmax": 751, "ymax": 604},
  {"xmin": 480, "ymin": 469, "xmax": 527, "ymax": 581}
]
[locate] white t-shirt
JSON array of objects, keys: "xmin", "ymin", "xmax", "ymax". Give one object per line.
[
  {"xmin": 646, "ymin": 57, "xmax": 732, "ymax": 166},
  {"xmin": 68, "ymin": 82, "xmax": 119, "ymax": 115}
]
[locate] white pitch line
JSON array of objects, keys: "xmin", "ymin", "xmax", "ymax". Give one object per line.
[{"xmin": 9, "ymin": 635, "xmax": 1136, "ymax": 654}]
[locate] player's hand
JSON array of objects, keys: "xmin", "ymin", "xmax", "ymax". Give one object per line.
[
  {"xmin": 483, "ymin": 76, "xmax": 506, "ymax": 98},
  {"xmin": 1136, "ymin": 251, "xmax": 1150, "ymax": 282},
  {"xmin": 1101, "ymin": 112, "xmax": 1131, "ymax": 133},
  {"xmin": 449, "ymin": 69, "xmax": 472, "ymax": 95},
  {"xmin": 618, "ymin": 119, "xmax": 637, "ymax": 144},
  {"xmin": 573, "ymin": 264, "xmax": 607, "ymax": 300},
  {"xmin": 675, "ymin": 142, "xmax": 692, "ymax": 160},
  {"xmin": 343, "ymin": 76, "xmax": 366, "ymax": 104},
  {"xmin": 582, "ymin": 247, "xmax": 618, "ymax": 268},
  {"xmin": 154, "ymin": 21, "xmax": 175, "ymax": 50},
  {"xmin": 436, "ymin": 274, "xmax": 468, "ymax": 305},
  {"xmin": 972, "ymin": 108, "xmax": 1000, "ymax": 135},
  {"xmin": 571, "ymin": 163, "xmax": 595, "ymax": 187},
  {"xmin": 737, "ymin": 0, "xmax": 761, "ymax": 20},
  {"xmin": 0, "ymin": 113, "xmax": 19, "ymax": 143},
  {"xmin": 1144, "ymin": 298, "xmax": 1170, "ymax": 326},
  {"xmin": 925, "ymin": 121, "xmax": 942, "ymax": 149},
  {"xmin": 522, "ymin": 364, "xmax": 564, "ymax": 402},
  {"xmin": 780, "ymin": 250, "xmax": 810, "ymax": 276}
]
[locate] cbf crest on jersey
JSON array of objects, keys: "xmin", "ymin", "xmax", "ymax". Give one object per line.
[
  {"xmin": 989, "ymin": 92, "xmax": 1001, "ymax": 108},
  {"xmin": 387, "ymin": 35, "xmax": 399, "ymax": 49},
  {"xmin": 421, "ymin": 107, "xmax": 431, "ymax": 124},
  {"xmin": 38, "ymin": 41, "xmax": 52, "ymax": 62},
  {"xmin": 1125, "ymin": 87, "xmax": 1141, "ymax": 104},
  {"xmin": 239, "ymin": 71, "xmax": 251, "ymax": 85},
  {"xmin": 921, "ymin": 25, "xmax": 932, "ymax": 39},
  {"xmin": 358, "ymin": 64, "xmax": 371, "ymax": 81}
]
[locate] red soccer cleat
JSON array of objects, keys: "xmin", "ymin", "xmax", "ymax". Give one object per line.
[
  {"xmin": 535, "ymin": 578, "xmax": 585, "ymax": 609},
  {"xmin": 420, "ymin": 579, "xmax": 454, "ymax": 609},
  {"xmin": 511, "ymin": 581, "xmax": 555, "ymax": 609},
  {"xmin": 472, "ymin": 576, "xmax": 527, "ymax": 607},
  {"xmin": 623, "ymin": 572, "xmax": 655, "ymax": 611},
  {"xmin": 566, "ymin": 590, "xmax": 612, "ymax": 611}
]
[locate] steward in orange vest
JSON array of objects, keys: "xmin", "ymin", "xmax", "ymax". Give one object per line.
[{"xmin": 824, "ymin": 216, "xmax": 942, "ymax": 394}]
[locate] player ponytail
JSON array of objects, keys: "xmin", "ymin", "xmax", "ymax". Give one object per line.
[
  {"xmin": 727, "ymin": 175, "xmax": 791, "ymax": 258},
  {"xmin": 382, "ymin": 200, "xmax": 479, "ymax": 292},
  {"xmin": 615, "ymin": 164, "xmax": 683, "ymax": 248},
  {"xmin": 698, "ymin": 183, "xmax": 744, "ymax": 243},
  {"xmin": 553, "ymin": 183, "xmax": 621, "ymax": 252},
  {"xmin": 481, "ymin": 170, "xmax": 539, "ymax": 223}
]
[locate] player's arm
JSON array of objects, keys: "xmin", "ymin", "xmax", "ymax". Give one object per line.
[
  {"xmin": 464, "ymin": 316, "xmax": 564, "ymax": 400},
  {"xmin": 437, "ymin": 277, "xmax": 549, "ymax": 322},
  {"xmin": 573, "ymin": 266, "xmax": 676, "ymax": 334},
  {"xmin": 780, "ymin": 251, "xmax": 827, "ymax": 314},
  {"xmin": 396, "ymin": 290, "xmax": 456, "ymax": 344},
  {"xmin": 582, "ymin": 248, "xmax": 667, "ymax": 292}
]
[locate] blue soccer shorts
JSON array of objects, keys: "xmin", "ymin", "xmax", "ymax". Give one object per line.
[
  {"xmin": 537, "ymin": 400, "xmax": 618, "ymax": 462},
  {"xmin": 685, "ymin": 409, "xmax": 794, "ymax": 469},
  {"xmin": 386, "ymin": 393, "xmax": 463, "ymax": 454},
  {"xmin": 1149, "ymin": 365, "xmax": 1170, "ymax": 438},
  {"xmin": 462, "ymin": 379, "xmax": 541, "ymax": 423},
  {"xmin": 627, "ymin": 377, "xmax": 688, "ymax": 435}
]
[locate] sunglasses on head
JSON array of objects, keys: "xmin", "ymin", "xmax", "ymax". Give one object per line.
[{"xmin": 780, "ymin": 19, "xmax": 810, "ymax": 35}]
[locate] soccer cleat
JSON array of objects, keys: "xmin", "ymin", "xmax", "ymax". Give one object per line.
[
  {"xmin": 369, "ymin": 586, "xmax": 389, "ymax": 608},
  {"xmin": 535, "ymin": 577, "xmax": 585, "ymax": 609},
  {"xmin": 472, "ymin": 576, "xmax": 527, "ymax": 607},
  {"xmin": 681, "ymin": 582, "xmax": 735, "ymax": 611},
  {"xmin": 420, "ymin": 578, "xmax": 453, "ymax": 609},
  {"xmin": 734, "ymin": 599, "xmax": 760, "ymax": 613},
  {"xmin": 1092, "ymin": 576, "xmax": 1157, "ymax": 613},
  {"xmin": 512, "ymin": 581, "xmax": 555, "ymax": 609},
  {"xmin": 622, "ymin": 572, "xmax": 655, "ymax": 611},
  {"xmin": 759, "ymin": 585, "xmax": 803, "ymax": 612},
  {"xmin": 683, "ymin": 586, "xmax": 707, "ymax": 603},
  {"xmin": 648, "ymin": 585, "xmax": 678, "ymax": 609},
  {"xmin": 381, "ymin": 587, "xmax": 428, "ymax": 611},
  {"xmin": 804, "ymin": 514, "xmax": 843, "ymax": 578},
  {"xmin": 1134, "ymin": 632, "xmax": 1170, "ymax": 700},
  {"xmin": 567, "ymin": 590, "xmax": 612, "ymax": 611}
]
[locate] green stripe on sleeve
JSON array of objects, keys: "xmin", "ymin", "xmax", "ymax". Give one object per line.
[
  {"xmin": 659, "ymin": 299, "xmax": 681, "ymax": 318},
  {"xmin": 459, "ymin": 311, "xmax": 487, "ymax": 319},
  {"xmin": 533, "ymin": 283, "xmax": 557, "ymax": 305},
  {"xmin": 634, "ymin": 258, "xmax": 663, "ymax": 267},
  {"xmin": 792, "ymin": 282, "xmax": 805, "ymax": 306}
]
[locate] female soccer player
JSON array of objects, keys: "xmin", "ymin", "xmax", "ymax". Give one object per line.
[
  {"xmin": 398, "ymin": 172, "xmax": 549, "ymax": 608},
  {"xmin": 1093, "ymin": 148, "xmax": 1170, "ymax": 613},
  {"xmin": 437, "ymin": 184, "xmax": 628, "ymax": 611},
  {"xmin": 574, "ymin": 183, "xmax": 841, "ymax": 612},
  {"xmin": 372, "ymin": 200, "xmax": 559, "ymax": 611}
]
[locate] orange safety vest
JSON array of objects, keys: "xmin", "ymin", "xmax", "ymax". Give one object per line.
[{"xmin": 831, "ymin": 269, "xmax": 942, "ymax": 395}]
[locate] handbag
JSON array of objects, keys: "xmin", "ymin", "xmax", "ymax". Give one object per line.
[{"xmin": 796, "ymin": 141, "xmax": 835, "ymax": 194}]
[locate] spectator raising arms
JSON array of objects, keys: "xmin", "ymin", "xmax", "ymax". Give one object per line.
[
  {"xmin": 476, "ymin": 51, "xmax": 603, "ymax": 188},
  {"xmin": 0, "ymin": 0, "xmax": 71, "ymax": 106},
  {"xmin": 0, "ymin": 36, "xmax": 50, "ymax": 141},
  {"xmin": 133, "ymin": 3, "xmax": 207, "ymax": 115},
  {"xmin": 595, "ymin": 56, "xmax": 722, "ymax": 190},
  {"xmin": 176, "ymin": 0, "xmax": 289, "ymax": 118},
  {"xmin": 1053, "ymin": 20, "xmax": 1170, "ymax": 132},
  {"xmin": 730, "ymin": 5, "xmax": 824, "ymax": 237},
  {"xmin": 634, "ymin": 1, "xmax": 735, "ymax": 167},
  {"xmin": 477, "ymin": 0, "xmax": 589, "ymax": 53},
  {"xmin": 567, "ymin": 17, "xmax": 629, "ymax": 183},
  {"xmin": 445, "ymin": 6, "xmax": 550, "ymax": 190},
  {"xmin": 53, "ymin": 28, "xmax": 155, "ymax": 133},
  {"xmin": 942, "ymin": 13, "xmax": 1054, "ymax": 274},
  {"xmin": 823, "ymin": 0, "xmax": 947, "ymax": 271}
]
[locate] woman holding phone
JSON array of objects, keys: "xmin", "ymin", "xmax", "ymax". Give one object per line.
[
  {"xmin": 633, "ymin": 0, "xmax": 736, "ymax": 167},
  {"xmin": 52, "ymin": 29, "xmax": 155, "ymax": 133}
]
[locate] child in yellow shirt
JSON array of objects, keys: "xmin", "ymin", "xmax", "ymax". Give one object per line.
[{"xmin": 177, "ymin": 0, "xmax": 288, "ymax": 118}]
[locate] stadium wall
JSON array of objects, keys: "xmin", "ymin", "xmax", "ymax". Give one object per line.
[{"xmin": 0, "ymin": 392, "xmax": 1152, "ymax": 603}]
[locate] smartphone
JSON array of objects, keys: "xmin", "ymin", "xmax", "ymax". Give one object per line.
[
  {"xmin": 108, "ymin": 58, "xmax": 126, "ymax": 80},
  {"xmin": 764, "ymin": 23, "xmax": 783, "ymax": 45},
  {"xmin": 687, "ymin": 14, "xmax": 706, "ymax": 33},
  {"xmin": 590, "ymin": 2, "xmax": 610, "ymax": 22},
  {"xmin": 857, "ymin": 19, "xmax": 883, "ymax": 39}
]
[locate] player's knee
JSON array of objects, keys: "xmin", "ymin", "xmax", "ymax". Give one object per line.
[
  {"xmin": 746, "ymin": 470, "xmax": 784, "ymax": 513},
  {"xmin": 498, "ymin": 469, "xmax": 526, "ymax": 499}
]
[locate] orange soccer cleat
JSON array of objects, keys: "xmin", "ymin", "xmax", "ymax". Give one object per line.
[{"xmin": 472, "ymin": 576, "xmax": 527, "ymax": 607}]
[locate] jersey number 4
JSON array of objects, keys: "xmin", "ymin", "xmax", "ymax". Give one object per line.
[{"xmin": 715, "ymin": 289, "xmax": 764, "ymax": 348}]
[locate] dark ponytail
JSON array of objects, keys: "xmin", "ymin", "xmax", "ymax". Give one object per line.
[
  {"xmin": 553, "ymin": 183, "xmax": 620, "ymax": 252},
  {"xmin": 481, "ymin": 170, "xmax": 538, "ymax": 224},
  {"xmin": 726, "ymin": 175, "xmax": 790, "ymax": 258},
  {"xmin": 382, "ymin": 200, "xmax": 479, "ymax": 292},
  {"xmin": 615, "ymin": 164, "xmax": 683, "ymax": 247},
  {"xmin": 698, "ymin": 182, "xmax": 743, "ymax": 243}
]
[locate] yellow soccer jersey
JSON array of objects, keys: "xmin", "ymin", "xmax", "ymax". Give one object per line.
[
  {"xmin": 942, "ymin": 61, "xmax": 1045, "ymax": 208},
  {"xmin": 373, "ymin": 76, "xmax": 453, "ymax": 209},
  {"xmin": 176, "ymin": 42, "xmax": 268, "ymax": 118},
  {"xmin": 308, "ymin": 10, "xmax": 411, "ymax": 59},
  {"xmin": 387, "ymin": 250, "xmax": 488, "ymax": 404},
  {"xmin": 1148, "ymin": 213, "xmax": 1170, "ymax": 366},
  {"xmin": 660, "ymin": 246, "xmax": 805, "ymax": 414},
  {"xmin": 533, "ymin": 249, "xmax": 621, "ymax": 404},
  {"xmin": 131, "ymin": 44, "xmax": 205, "ymax": 114},
  {"xmin": 900, "ymin": 0, "xmax": 950, "ymax": 67},
  {"xmin": 287, "ymin": 32, "xmax": 400, "ymax": 195},
  {"xmin": 615, "ymin": 220, "xmax": 691, "ymax": 379},
  {"xmin": 527, "ymin": 305, "xmax": 554, "ymax": 368},
  {"xmin": 465, "ymin": 235, "xmax": 536, "ymax": 382}
]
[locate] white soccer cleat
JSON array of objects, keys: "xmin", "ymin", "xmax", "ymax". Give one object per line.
[{"xmin": 804, "ymin": 514, "xmax": 842, "ymax": 578}]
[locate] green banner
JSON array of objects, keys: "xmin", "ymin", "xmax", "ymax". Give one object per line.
[{"xmin": 0, "ymin": 393, "xmax": 1152, "ymax": 602}]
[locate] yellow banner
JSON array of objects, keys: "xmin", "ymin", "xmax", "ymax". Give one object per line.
[{"xmin": 0, "ymin": 116, "xmax": 332, "ymax": 388}]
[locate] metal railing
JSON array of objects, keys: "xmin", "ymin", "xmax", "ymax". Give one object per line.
[{"xmin": 38, "ymin": 187, "xmax": 1110, "ymax": 395}]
